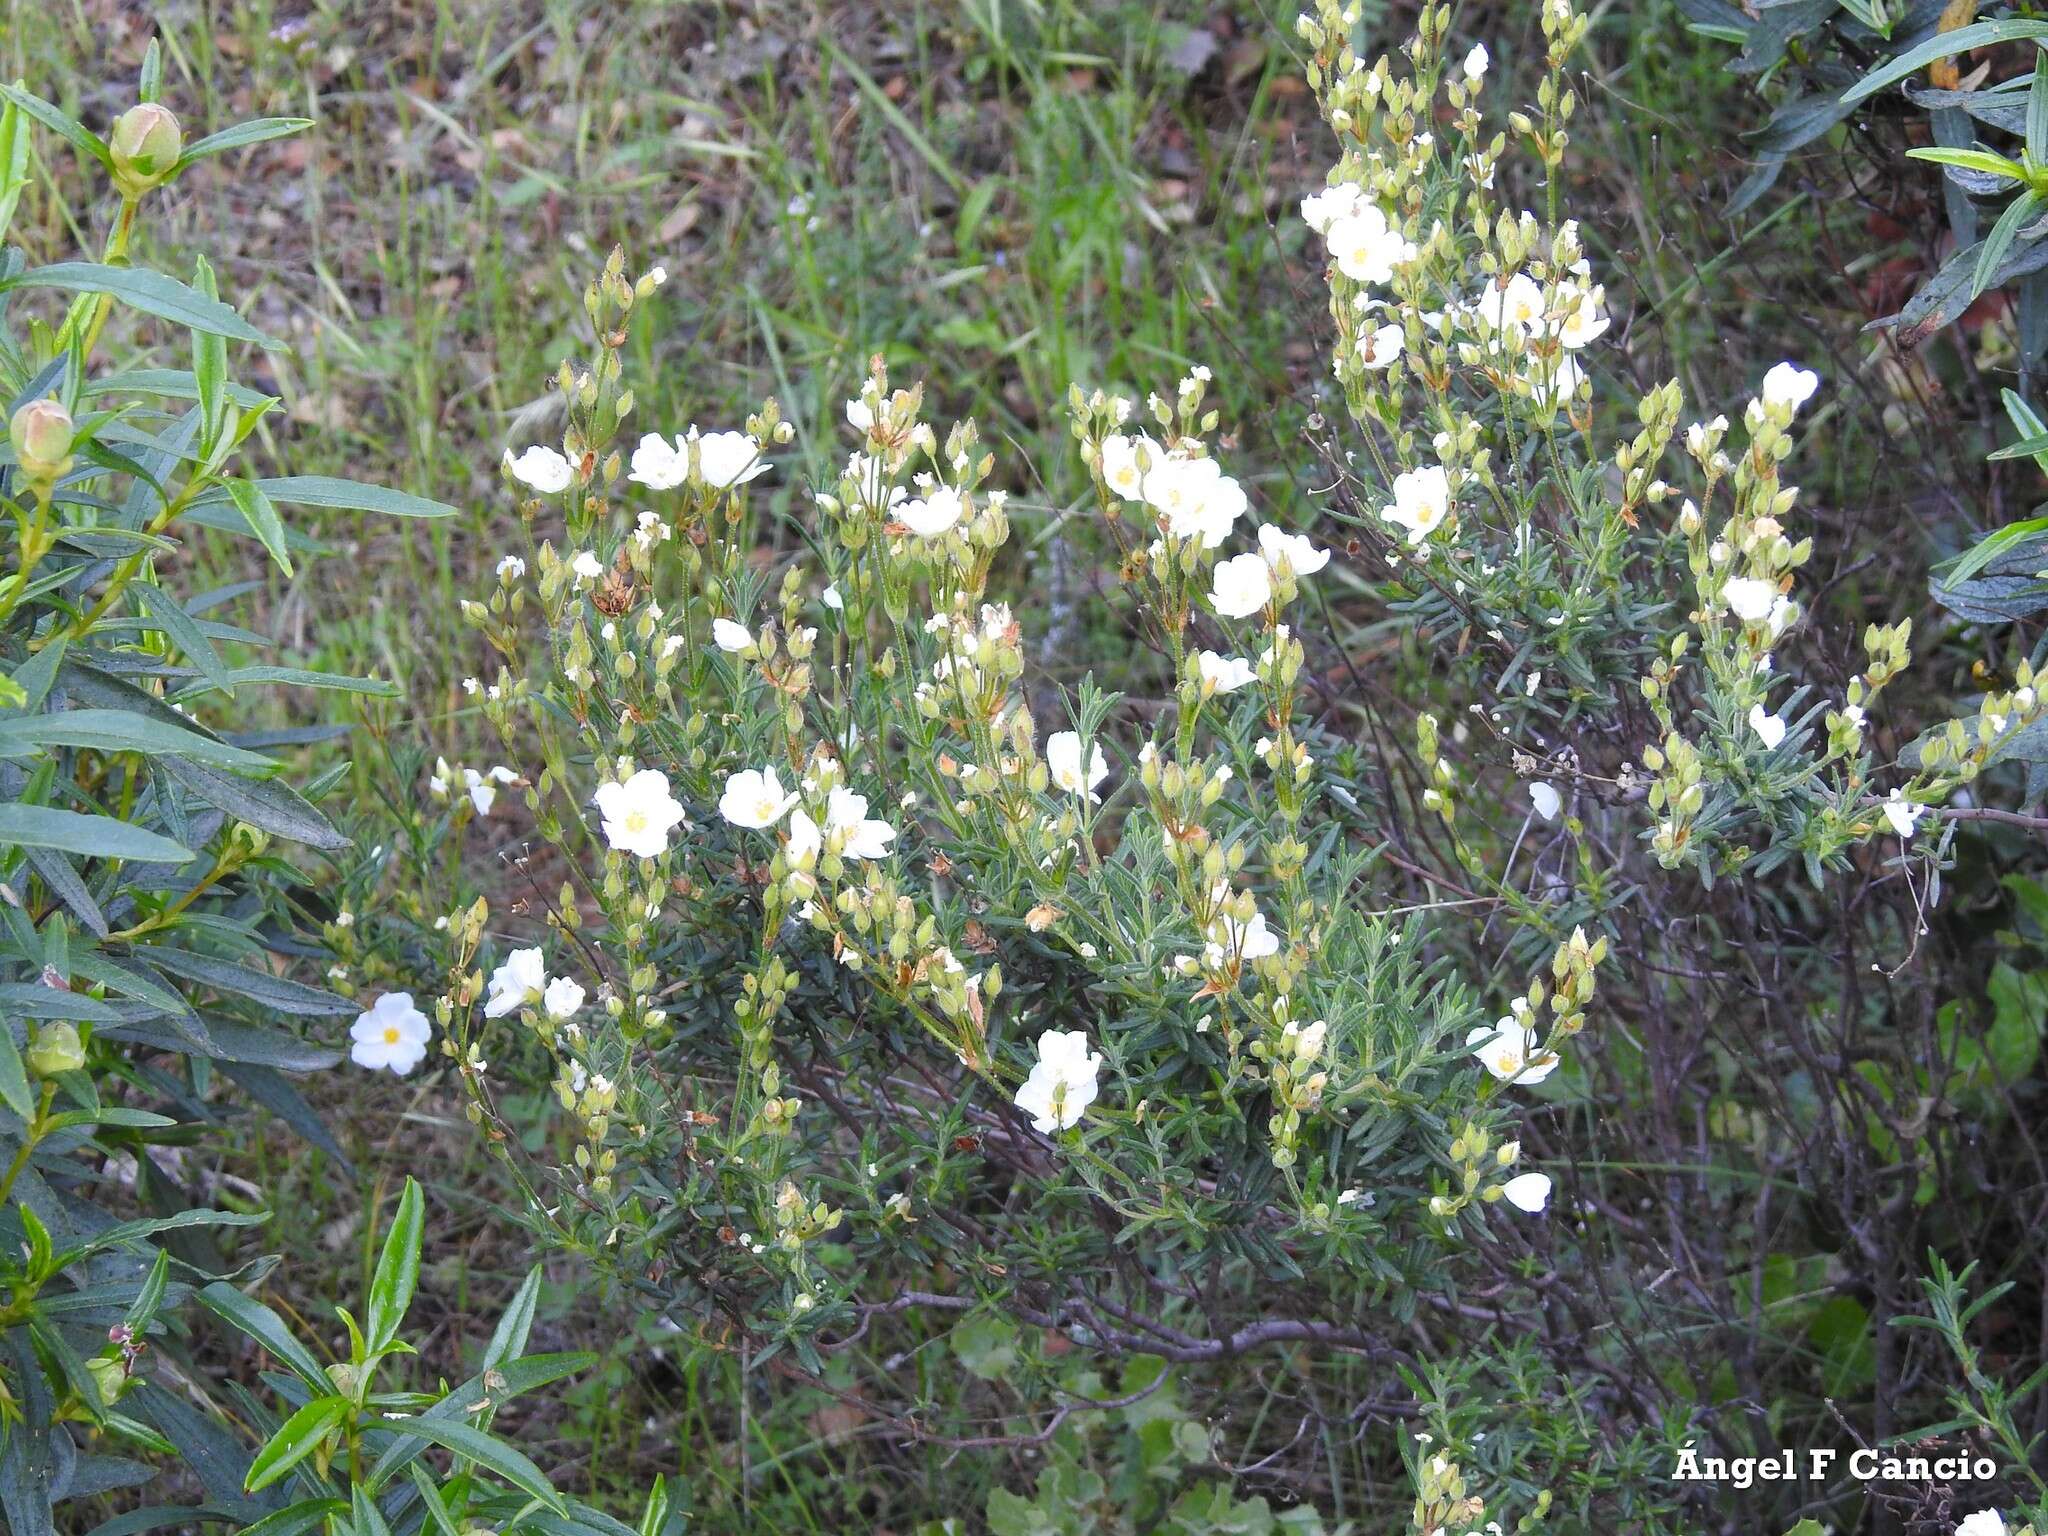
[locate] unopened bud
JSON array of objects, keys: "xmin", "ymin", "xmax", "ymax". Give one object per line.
[
  {"xmin": 109, "ymin": 103, "xmax": 183, "ymax": 198},
  {"xmin": 11, "ymin": 399, "xmax": 74, "ymax": 485},
  {"xmin": 26, "ymin": 1020, "xmax": 85, "ymax": 1079}
]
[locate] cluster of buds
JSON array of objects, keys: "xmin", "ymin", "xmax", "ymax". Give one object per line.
[
  {"xmin": 1258, "ymin": 1005, "xmax": 1331, "ymax": 1169},
  {"xmin": 1544, "ymin": 926, "xmax": 1604, "ymax": 1042},
  {"xmin": 1409, "ymin": 1447, "xmax": 1487, "ymax": 1536}
]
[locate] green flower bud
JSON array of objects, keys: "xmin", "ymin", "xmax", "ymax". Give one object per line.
[
  {"xmin": 109, "ymin": 103, "xmax": 183, "ymax": 198},
  {"xmin": 86, "ymin": 1356, "xmax": 127, "ymax": 1407},
  {"xmin": 10, "ymin": 399, "xmax": 75, "ymax": 485},
  {"xmin": 26, "ymin": 1020, "xmax": 85, "ymax": 1079}
]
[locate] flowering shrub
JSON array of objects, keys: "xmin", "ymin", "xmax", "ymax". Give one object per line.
[{"xmin": 318, "ymin": 0, "xmax": 2048, "ymax": 1527}]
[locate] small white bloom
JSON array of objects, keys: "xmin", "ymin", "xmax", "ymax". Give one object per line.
[
  {"xmin": 1748, "ymin": 703, "xmax": 1787, "ymax": 749},
  {"xmin": 1882, "ymin": 788, "xmax": 1924, "ymax": 839},
  {"xmin": 1467, "ymin": 1018, "xmax": 1560, "ymax": 1085},
  {"xmin": 1381, "ymin": 464, "xmax": 1452, "ymax": 545},
  {"xmin": 483, "ymin": 948, "xmax": 548, "ymax": 1019},
  {"xmin": 822, "ymin": 584, "xmax": 844, "ymax": 611},
  {"xmin": 1257, "ymin": 523, "xmax": 1330, "ymax": 579},
  {"xmin": 542, "ymin": 976, "xmax": 586, "ymax": 1021},
  {"xmin": 1721, "ymin": 576, "xmax": 1778, "ymax": 624},
  {"xmin": 1530, "ymin": 782, "xmax": 1561, "ymax": 821},
  {"xmin": 898, "ymin": 484, "xmax": 966, "ymax": 537},
  {"xmin": 1357, "ymin": 321, "xmax": 1405, "ymax": 370},
  {"xmin": 1300, "ymin": 181, "xmax": 1367, "ymax": 236},
  {"xmin": 1760, "ymin": 361, "xmax": 1820, "ymax": 413},
  {"xmin": 571, "ymin": 550, "xmax": 604, "ymax": 582},
  {"xmin": 1013, "ymin": 1029, "xmax": 1103, "ymax": 1133},
  {"xmin": 349, "ymin": 993, "xmax": 432, "ymax": 1075},
  {"xmin": 595, "ymin": 768, "xmax": 687, "ymax": 858},
  {"xmin": 1047, "ymin": 730, "xmax": 1111, "ymax": 801},
  {"xmin": 1325, "ymin": 204, "xmax": 1417, "ymax": 285},
  {"xmin": 628, "ymin": 433, "xmax": 688, "ymax": 490},
  {"xmin": 505, "ymin": 445, "xmax": 573, "ymax": 494},
  {"xmin": 713, "ymin": 618, "xmax": 754, "ymax": 653},
  {"xmin": 691, "ymin": 428, "xmax": 771, "ymax": 488},
  {"xmin": 1501, "ymin": 1172, "xmax": 1552, "ymax": 1213},
  {"xmin": 496, "ymin": 554, "xmax": 526, "ymax": 580},
  {"xmin": 1462, "ymin": 43, "xmax": 1489, "ymax": 81},
  {"xmin": 825, "ymin": 784, "xmax": 896, "ymax": 860},
  {"xmin": 1210, "ymin": 552, "xmax": 1273, "ymax": 618},
  {"xmin": 1197, "ymin": 651, "xmax": 1257, "ymax": 694},
  {"xmin": 1955, "ymin": 1512, "xmax": 2008, "ymax": 1536},
  {"xmin": 719, "ymin": 767, "xmax": 799, "ymax": 829}
]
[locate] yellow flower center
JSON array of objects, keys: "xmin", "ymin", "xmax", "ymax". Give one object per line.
[{"xmin": 383, "ymin": 1026, "xmax": 401, "ymax": 1045}]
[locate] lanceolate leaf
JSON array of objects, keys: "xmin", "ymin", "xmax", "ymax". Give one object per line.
[
  {"xmin": 0, "ymin": 805, "xmax": 195, "ymax": 864},
  {"xmin": 252, "ymin": 475, "xmax": 456, "ymax": 519},
  {"xmin": 366, "ymin": 1180, "xmax": 424, "ymax": 1354},
  {"xmin": 158, "ymin": 758, "xmax": 348, "ymax": 850},
  {"xmin": 3, "ymin": 262, "xmax": 272, "ymax": 345},
  {"xmin": 242, "ymin": 1396, "xmax": 348, "ymax": 1494},
  {"xmin": 0, "ymin": 709, "xmax": 276, "ymax": 771},
  {"xmin": 138, "ymin": 948, "xmax": 351, "ymax": 1016}
]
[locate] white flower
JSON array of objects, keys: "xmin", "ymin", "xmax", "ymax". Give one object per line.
[
  {"xmin": 846, "ymin": 397, "xmax": 875, "ymax": 432},
  {"xmin": 1099, "ymin": 433, "xmax": 1165, "ymax": 501},
  {"xmin": 542, "ymin": 977, "xmax": 586, "ymax": 1021},
  {"xmin": 822, "ymin": 584, "xmax": 844, "ymax": 611},
  {"xmin": 1381, "ymin": 464, "xmax": 1452, "ymax": 545},
  {"xmin": 460, "ymin": 765, "xmax": 517, "ymax": 816},
  {"xmin": 1467, "ymin": 1019, "xmax": 1560, "ymax": 1085},
  {"xmin": 1882, "ymin": 788, "xmax": 1924, "ymax": 838},
  {"xmin": 595, "ymin": 768, "xmax": 687, "ymax": 858},
  {"xmin": 1300, "ymin": 181, "xmax": 1367, "ymax": 236},
  {"xmin": 1721, "ymin": 576, "xmax": 1778, "ymax": 624},
  {"xmin": 1761, "ymin": 361, "xmax": 1819, "ymax": 413},
  {"xmin": 1047, "ymin": 730, "xmax": 1110, "ymax": 801},
  {"xmin": 1955, "ymin": 1512, "xmax": 2008, "ymax": 1536},
  {"xmin": 1501, "ymin": 1172, "xmax": 1551, "ymax": 1213},
  {"xmin": 484, "ymin": 948, "xmax": 548, "ymax": 1019},
  {"xmin": 505, "ymin": 445, "xmax": 573, "ymax": 494},
  {"xmin": 1358, "ymin": 322, "xmax": 1405, "ymax": 370},
  {"xmin": 1462, "ymin": 43, "xmax": 1489, "ymax": 81},
  {"xmin": 691, "ymin": 429, "xmax": 770, "ymax": 488},
  {"xmin": 825, "ymin": 785, "xmax": 897, "ymax": 860},
  {"xmin": 713, "ymin": 618, "xmax": 754, "ymax": 653},
  {"xmin": 719, "ymin": 767, "xmax": 799, "ymax": 829},
  {"xmin": 628, "ymin": 433, "xmax": 688, "ymax": 490},
  {"xmin": 1257, "ymin": 523, "xmax": 1330, "ymax": 577},
  {"xmin": 571, "ymin": 550, "xmax": 604, "ymax": 582},
  {"xmin": 1013, "ymin": 1029, "xmax": 1103, "ymax": 1133},
  {"xmin": 1147, "ymin": 456, "xmax": 1247, "ymax": 548},
  {"xmin": 1555, "ymin": 284, "xmax": 1610, "ymax": 348},
  {"xmin": 496, "ymin": 554, "xmax": 526, "ymax": 580},
  {"xmin": 1210, "ymin": 552, "xmax": 1273, "ymax": 617},
  {"xmin": 898, "ymin": 484, "xmax": 965, "ymax": 537},
  {"xmin": 1206, "ymin": 909, "xmax": 1280, "ymax": 966},
  {"xmin": 1530, "ymin": 781, "xmax": 1561, "ymax": 821},
  {"xmin": 1197, "ymin": 651, "xmax": 1257, "ymax": 694},
  {"xmin": 1325, "ymin": 204, "xmax": 1417, "ymax": 285},
  {"xmin": 1748, "ymin": 704, "xmax": 1787, "ymax": 749},
  {"xmin": 349, "ymin": 993, "xmax": 432, "ymax": 1075},
  {"xmin": 1476, "ymin": 272, "xmax": 1546, "ymax": 336}
]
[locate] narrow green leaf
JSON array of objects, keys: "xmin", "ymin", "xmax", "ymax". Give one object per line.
[
  {"xmin": 1975, "ymin": 190, "xmax": 2045, "ymax": 300},
  {"xmin": 367, "ymin": 1180, "xmax": 424, "ymax": 1354},
  {"xmin": 141, "ymin": 947, "xmax": 351, "ymax": 1016},
  {"xmin": 191, "ymin": 257, "xmax": 226, "ymax": 452},
  {"xmin": 243, "ymin": 1396, "xmax": 348, "ymax": 1494},
  {"xmin": 158, "ymin": 757, "xmax": 347, "ymax": 849},
  {"xmin": 2030, "ymin": 53, "xmax": 2048, "ymax": 162},
  {"xmin": 0, "ymin": 84, "xmax": 113, "ymax": 169},
  {"xmin": 195, "ymin": 1284, "xmax": 332, "ymax": 1395},
  {"xmin": 5, "ymin": 262, "xmax": 272, "ymax": 345},
  {"xmin": 0, "ymin": 1023, "xmax": 32, "ymax": 1118},
  {"xmin": 225, "ymin": 480, "xmax": 293, "ymax": 577},
  {"xmin": 0, "ymin": 805, "xmax": 195, "ymax": 864},
  {"xmin": 0, "ymin": 709, "xmax": 275, "ymax": 770},
  {"xmin": 1905, "ymin": 146, "xmax": 2030, "ymax": 179},
  {"xmin": 384, "ymin": 1417, "xmax": 563, "ymax": 1512},
  {"xmin": 1844, "ymin": 21, "xmax": 2048, "ymax": 104},
  {"xmin": 175, "ymin": 118, "xmax": 314, "ymax": 168},
  {"xmin": 252, "ymin": 475, "xmax": 455, "ymax": 519},
  {"xmin": 130, "ymin": 583, "xmax": 232, "ymax": 694}
]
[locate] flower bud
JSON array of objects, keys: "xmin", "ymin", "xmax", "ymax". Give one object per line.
[
  {"xmin": 10, "ymin": 399, "xmax": 74, "ymax": 485},
  {"xmin": 26, "ymin": 1020, "xmax": 85, "ymax": 1078},
  {"xmin": 109, "ymin": 103, "xmax": 183, "ymax": 198},
  {"xmin": 86, "ymin": 1356, "xmax": 127, "ymax": 1407}
]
